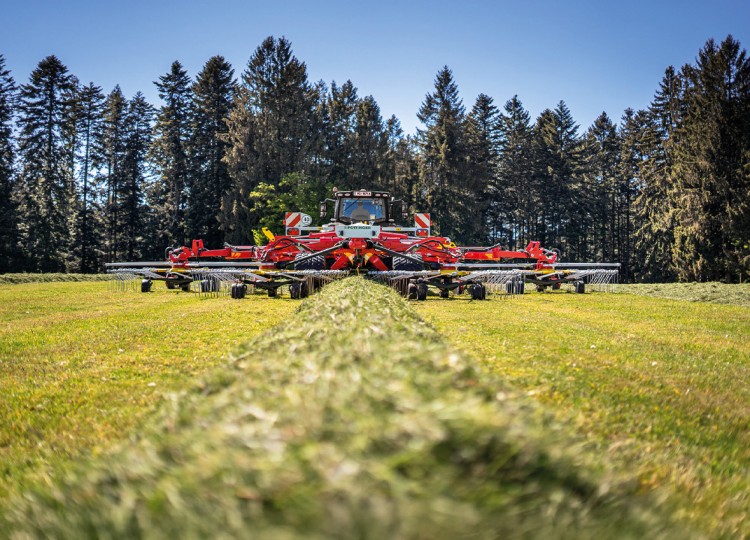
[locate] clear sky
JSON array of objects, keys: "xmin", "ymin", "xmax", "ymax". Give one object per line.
[{"xmin": 2, "ymin": 0, "xmax": 748, "ymax": 134}]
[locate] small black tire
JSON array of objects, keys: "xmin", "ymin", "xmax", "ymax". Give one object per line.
[
  {"xmin": 230, "ymin": 284, "xmax": 238, "ymax": 299},
  {"xmin": 552, "ymin": 282, "xmax": 561, "ymax": 290},
  {"xmin": 575, "ymin": 281, "xmax": 586, "ymax": 294},
  {"xmin": 536, "ymin": 285, "xmax": 545, "ymax": 293},
  {"xmin": 300, "ymin": 281, "xmax": 309, "ymax": 298},
  {"xmin": 166, "ymin": 281, "xmax": 176, "ymax": 290},
  {"xmin": 289, "ymin": 282, "xmax": 300, "ymax": 299},
  {"xmin": 267, "ymin": 287, "xmax": 277, "ymax": 298},
  {"xmin": 417, "ymin": 282, "xmax": 428, "ymax": 301},
  {"xmin": 439, "ymin": 288, "xmax": 450, "ymax": 299},
  {"xmin": 141, "ymin": 279, "xmax": 152, "ymax": 293},
  {"xmin": 407, "ymin": 283, "xmax": 418, "ymax": 300}
]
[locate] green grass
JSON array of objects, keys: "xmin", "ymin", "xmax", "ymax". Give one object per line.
[
  {"xmin": 0, "ymin": 281, "xmax": 296, "ymax": 499},
  {"xmin": 617, "ymin": 281, "xmax": 750, "ymax": 306},
  {"xmin": 414, "ymin": 286, "xmax": 750, "ymax": 538},
  {"xmin": 0, "ymin": 273, "xmax": 115, "ymax": 285},
  {"xmin": 0, "ymin": 278, "xmax": 678, "ymax": 539}
]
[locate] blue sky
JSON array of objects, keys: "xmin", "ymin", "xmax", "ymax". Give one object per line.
[{"xmin": 2, "ymin": 0, "xmax": 748, "ymax": 134}]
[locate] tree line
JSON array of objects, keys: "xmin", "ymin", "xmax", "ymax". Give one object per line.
[{"xmin": 0, "ymin": 35, "xmax": 748, "ymax": 282}]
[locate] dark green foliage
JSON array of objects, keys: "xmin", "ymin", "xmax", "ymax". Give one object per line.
[
  {"xmin": 149, "ymin": 61, "xmax": 193, "ymax": 252},
  {"xmin": 15, "ymin": 55, "xmax": 78, "ymax": 272},
  {"xmin": 465, "ymin": 93, "xmax": 500, "ymax": 244},
  {"xmin": 671, "ymin": 36, "xmax": 750, "ymax": 282},
  {"xmin": 121, "ymin": 93, "xmax": 154, "ymax": 260},
  {"xmin": 71, "ymin": 83, "xmax": 105, "ymax": 272},
  {"xmin": 187, "ymin": 56, "xmax": 234, "ymax": 246},
  {"xmin": 223, "ymin": 37, "xmax": 319, "ymax": 243},
  {"xmin": 417, "ymin": 66, "xmax": 469, "ymax": 242},
  {"xmin": 0, "ymin": 55, "xmax": 18, "ymax": 273}
]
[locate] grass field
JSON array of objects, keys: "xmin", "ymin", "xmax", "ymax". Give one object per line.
[
  {"xmin": 415, "ymin": 288, "xmax": 750, "ymax": 537},
  {"xmin": 0, "ymin": 281, "xmax": 296, "ymax": 498},
  {"xmin": 0, "ymin": 278, "xmax": 746, "ymax": 537}
]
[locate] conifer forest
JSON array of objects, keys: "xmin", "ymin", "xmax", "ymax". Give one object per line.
[{"xmin": 0, "ymin": 35, "xmax": 748, "ymax": 283}]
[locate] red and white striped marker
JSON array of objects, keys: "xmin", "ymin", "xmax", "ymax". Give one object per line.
[
  {"xmin": 285, "ymin": 212, "xmax": 302, "ymax": 228},
  {"xmin": 414, "ymin": 213, "xmax": 431, "ymax": 229}
]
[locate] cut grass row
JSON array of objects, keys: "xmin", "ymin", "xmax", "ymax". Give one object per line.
[
  {"xmin": 0, "ymin": 281, "xmax": 296, "ymax": 499},
  {"xmin": 1, "ymin": 278, "xmax": 677, "ymax": 538},
  {"xmin": 0, "ymin": 273, "xmax": 114, "ymax": 285},
  {"xmin": 415, "ymin": 288, "xmax": 750, "ymax": 538}
]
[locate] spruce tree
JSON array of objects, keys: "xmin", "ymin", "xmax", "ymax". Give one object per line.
[
  {"xmin": 72, "ymin": 83, "xmax": 105, "ymax": 272},
  {"xmin": 584, "ymin": 112, "xmax": 620, "ymax": 262},
  {"xmin": 122, "ymin": 93, "xmax": 154, "ymax": 260},
  {"xmin": 671, "ymin": 36, "xmax": 750, "ymax": 281},
  {"xmin": 325, "ymin": 80, "xmax": 359, "ymax": 189},
  {"xmin": 224, "ymin": 37, "xmax": 318, "ymax": 242},
  {"xmin": 15, "ymin": 55, "xmax": 77, "ymax": 271},
  {"xmin": 187, "ymin": 56, "xmax": 234, "ymax": 246},
  {"xmin": 634, "ymin": 67, "xmax": 683, "ymax": 281},
  {"xmin": 496, "ymin": 96, "xmax": 535, "ymax": 247},
  {"xmin": 149, "ymin": 61, "xmax": 192, "ymax": 251},
  {"xmin": 465, "ymin": 93, "xmax": 500, "ymax": 244},
  {"xmin": 0, "ymin": 55, "xmax": 18, "ymax": 273},
  {"xmin": 532, "ymin": 101, "xmax": 586, "ymax": 256},
  {"xmin": 102, "ymin": 86, "xmax": 128, "ymax": 262},
  {"xmin": 350, "ymin": 95, "xmax": 385, "ymax": 189},
  {"xmin": 417, "ymin": 66, "xmax": 467, "ymax": 241}
]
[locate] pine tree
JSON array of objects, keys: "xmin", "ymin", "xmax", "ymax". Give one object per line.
[
  {"xmin": 381, "ymin": 115, "xmax": 403, "ymax": 195},
  {"xmin": 224, "ymin": 37, "xmax": 318, "ymax": 242},
  {"xmin": 350, "ymin": 95, "xmax": 385, "ymax": 189},
  {"xmin": 15, "ymin": 55, "xmax": 78, "ymax": 271},
  {"xmin": 617, "ymin": 108, "xmax": 648, "ymax": 281},
  {"xmin": 417, "ymin": 66, "xmax": 467, "ymax": 241},
  {"xmin": 187, "ymin": 56, "xmax": 234, "ymax": 246},
  {"xmin": 122, "ymin": 93, "xmax": 154, "ymax": 260},
  {"xmin": 465, "ymin": 93, "xmax": 500, "ymax": 244},
  {"xmin": 634, "ymin": 67, "xmax": 683, "ymax": 281},
  {"xmin": 149, "ymin": 61, "xmax": 192, "ymax": 250},
  {"xmin": 583, "ymin": 112, "xmax": 620, "ymax": 262},
  {"xmin": 102, "ymin": 86, "xmax": 128, "ymax": 262},
  {"xmin": 532, "ymin": 101, "xmax": 586, "ymax": 256},
  {"xmin": 72, "ymin": 83, "xmax": 105, "ymax": 272},
  {"xmin": 0, "ymin": 55, "xmax": 18, "ymax": 273},
  {"xmin": 496, "ymin": 96, "xmax": 535, "ymax": 248},
  {"xmin": 325, "ymin": 80, "xmax": 359, "ymax": 189},
  {"xmin": 671, "ymin": 36, "xmax": 750, "ymax": 281}
]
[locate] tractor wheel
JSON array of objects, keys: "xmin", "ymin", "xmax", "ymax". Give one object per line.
[
  {"xmin": 575, "ymin": 281, "xmax": 586, "ymax": 294},
  {"xmin": 552, "ymin": 282, "xmax": 561, "ymax": 290},
  {"xmin": 289, "ymin": 282, "xmax": 301, "ymax": 299},
  {"xmin": 393, "ymin": 255, "xmax": 424, "ymax": 272},
  {"xmin": 407, "ymin": 283, "xmax": 418, "ymax": 300},
  {"xmin": 471, "ymin": 283, "xmax": 486, "ymax": 300},
  {"xmin": 267, "ymin": 287, "xmax": 277, "ymax": 298},
  {"xmin": 294, "ymin": 253, "xmax": 325, "ymax": 271},
  {"xmin": 141, "ymin": 279, "xmax": 152, "ymax": 293},
  {"xmin": 416, "ymin": 282, "xmax": 428, "ymax": 301}
]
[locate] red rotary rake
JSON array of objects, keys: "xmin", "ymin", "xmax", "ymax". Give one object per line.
[{"xmin": 106, "ymin": 188, "xmax": 619, "ymax": 299}]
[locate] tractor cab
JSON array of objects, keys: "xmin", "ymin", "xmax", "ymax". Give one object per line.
[{"xmin": 330, "ymin": 190, "xmax": 392, "ymax": 225}]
